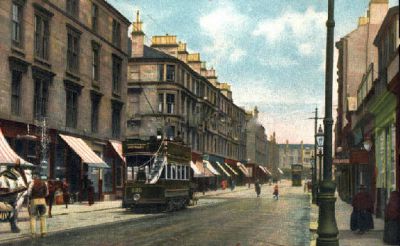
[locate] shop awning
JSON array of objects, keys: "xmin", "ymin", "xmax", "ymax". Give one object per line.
[
  {"xmin": 190, "ymin": 161, "xmax": 202, "ymax": 176},
  {"xmin": 204, "ymin": 160, "xmax": 220, "ymax": 176},
  {"xmin": 277, "ymin": 168, "xmax": 284, "ymax": 174},
  {"xmin": 263, "ymin": 167, "xmax": 272, "ymax": 175},
  {"xmin": 0, "ymin": 128, "xmax": 33, "ymax": 167},
  {"xmin": 109, "ymin": 140, "xmax": 126, "ymax": 162},
  {"xmin": 237, "ymin": 162, "xmax": 250, "ymax": 177},
  {"xmin": 224, "ymin": 163, "xmax": 238, "ymax": 175},
  {"xmin": 193, "ymin": 161, "xmax": 214, "ymax": 178},
  {"xmin": 216, "ymin": 162, "xmax": 231, "ymax": 177},
  {"xmin": 258, "ymin": 165, "xmax": 271, "ymax": 175},
  {"xmin": 59, "ymin": 134, "xmax": 109, "ymax": 168}
]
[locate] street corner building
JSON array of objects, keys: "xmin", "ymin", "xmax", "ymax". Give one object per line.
[
  {"xmin": 125, "ymin": 12, "xmax": 255, "ymax": 189},
  {"xmin": 0, "ymin": 0, "xmax": 130, "ymax": 201},
  {"xmin": 334, "ymin": 0, "xmax": 399, "ymax": 241}
]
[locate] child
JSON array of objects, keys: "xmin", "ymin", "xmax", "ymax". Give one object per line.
[{"xmin": 273, "ymin": 184, "xmax": 279, "ymax": 200}]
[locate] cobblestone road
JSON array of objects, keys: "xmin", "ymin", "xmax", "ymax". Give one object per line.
[{"xmin": 4, "ymin": 182, "xmax": 311, "ymax": 246}]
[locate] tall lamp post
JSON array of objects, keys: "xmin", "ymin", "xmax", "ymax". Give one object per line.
[
  {"xmin": 317, "ymin": 0, "xmax": 339, "ymax": 245},
  {"xmin": 316, "ymin": 125, "xmax": 324, "ymax": 187}
]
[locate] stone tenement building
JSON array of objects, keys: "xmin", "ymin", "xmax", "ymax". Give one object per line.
[
  {"xmin": 278, "ymin": 141, "xmax": 314, "ymax": 170},
  {"xmin": 0, "ymin": 0, "xmax": 129, "ymax": 200},
  {"xmin": 334, "ymin": 0, "xmax": 389, "ymax": 204},
  {"xmin": 127, "ymin": 13, "xmax": 247, "ymax": 172}
]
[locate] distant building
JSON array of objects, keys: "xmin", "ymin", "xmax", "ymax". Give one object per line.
[{"xmin": 278, "ymin": 141, "xmax": 314, "ymax": 170}]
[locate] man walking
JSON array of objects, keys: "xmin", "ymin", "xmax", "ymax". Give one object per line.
[
  {"xmin": 28, "ymin": 173, "xmax": 49, "ymax": 237},
  {"xmin": 351, "ymin": 185, "xmax": 374, "ymax": 234},
  {"xmin": 255, "ymin": 179, "xmax": 261, "ymax": 197}
]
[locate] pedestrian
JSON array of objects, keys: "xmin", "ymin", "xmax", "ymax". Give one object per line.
[
  {"xmin": 350, "ymin": 185, "xmax": 374, "ymax": 234},
  {"xmin": 46, "ymin": 180, "xmax": 56, "ymax": 218},
  {"xmin": 62, "ymin": 178, "xmax": 70, "ymax": 209},
  {"xmin": 255, "ymin": 179, "xmax": 261, "ymax": 197},
  {"xmin": 383, "ymin": 191, "xmax": 400, "ymax": 244},
  {"xmin": 273, "ymin": 184, "xmax": 279, "ymax": 200},
  {"xmin": 28, "ymin": 173, "xmax": 49, "ymax": 237},
  {"xmin": 87, "ymin": 181, "xmax": 95, "ymax": 206}
]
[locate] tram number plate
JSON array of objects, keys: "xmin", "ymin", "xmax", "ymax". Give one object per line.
[{"xmin": 131, "ymin": 188, "xmax": 142, "ymax": 193}]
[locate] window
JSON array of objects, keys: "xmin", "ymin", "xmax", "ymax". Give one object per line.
[
  {"xmin": 166, "ymin": 65, "xmax": 175, "ymax": 82},
  {"xmin": 112, "ymin": 55, "xmax": 122, "ymax": 94},
  {"xmin": 91, "ymin": 3, "xmax": 98, "ymax": 32},
  {"xmin": 67, "ymin": 28, "xmax": 80, "ymax": 73},
  {"xmin": 66, "ymin": 89, "xmax": 78, "ymax": 128},
  {"xmin": 12, "ymin": 2, "xmax": 23, "ymax": 47},
  {"xmin": 66, "ymin": 0, "xmax": 79, "ymax": 17},
  {"xmin": 91, "ymin": 96, "xmax": 100, "ymax": 133},
  {"xmin": 34, "ymin": 14, "xmax": 50, "ymax": 60},
  {"xmin": 33, "ymin": 78, "xmax": 49, "ymax": 119},
  {"xmin": 112, "ymin": 103, "xmax": 121, "ymax": 138},
  {"xmin": 112, "ymin": 19, "xmax": 121, "ymax": 47},
  {"xmin": 166, "ymin": 94, "xmax": 175, "ymax": 114},
  {"xmin": 92, "ymin": 43, "xmax": 100, "ymax": 81},
  {"xmin": 158, "ymin": 64, "xmax": 164, "ymax": 81},
  {"xmin": 158, "ymin": 93, "xmax": 164, "ymax": 113},
  {"xmin": 11, "ymin": 70, "xmax": 22, "ymax": 115}
]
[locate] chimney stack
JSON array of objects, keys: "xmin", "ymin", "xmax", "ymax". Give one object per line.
[{"xmin": 131, "ymin": 10, "xmax": 144, "ymax": 58}]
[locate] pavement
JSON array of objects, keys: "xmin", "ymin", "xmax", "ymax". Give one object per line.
[
  {"xmin": 0, "ymin": 185, "xmax": 249, "ymax": 245},
  {"xmin": 309, "ymin": 192, "xmax": 387, "ymax": 246},
  {"xmin": 3, "ymin": 180, "xmax": 311, "ymax": 246}
]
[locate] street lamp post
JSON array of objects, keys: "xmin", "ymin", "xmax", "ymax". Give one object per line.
[
  {"xmin": 316, "ymin": 0, "xmax": 339, "ymax": 245},
  {"xmin": 316, "ymin": 125, "xmax": 324, "ymax": 187}
]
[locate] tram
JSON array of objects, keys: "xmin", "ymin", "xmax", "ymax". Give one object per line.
[
  {"xmin": 122, "ymin": 138, "xmax": 192, "ymax": 212},
  {"xmin": 291, "ymin": 164, "xmax": 303, "ymax": 186}
]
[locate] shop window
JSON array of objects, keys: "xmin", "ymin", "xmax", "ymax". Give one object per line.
[
  {"xmin": 103, "ymin": 168, "xmax": 113, "ymax": 193},
  {"xmin": 115, "ymin": 161, "xmax": 122, "ymax": 187}
]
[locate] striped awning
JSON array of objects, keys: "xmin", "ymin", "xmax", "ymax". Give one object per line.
[
  {"xmin": 109, "ymin": 140, "xmax": 126, "ymax": 162},
  {"xmin": 237, "ymin": 162, "xmax": 251, "ymax": 177},
  {"xmin": 224, "ymin": 163, "xmax": 238, "ymax": 175},
  {"xmin": 192, "ymin": 161, "xmax": 214, "ymax": 178},
  {"xmin": 59, "ymin": 134, "xmax": 109, "ymax": 168},
  {"xmin": 204, "ymin": 160, "xmax": 220, "ymax": 176},
  {"xmin": 190, "ymin": 161, "xmax": 202, "ymax": 176},
  {"xmin": 0, "ymin": 128, "xmax": 32, "ymax": 167},
  {"xmin": 259, "ymin": 165, "xmax": 271, "ymax": 175},
  {"xmin": 216, "ymin": 162, "xmax": 231, "ymax": 177}
]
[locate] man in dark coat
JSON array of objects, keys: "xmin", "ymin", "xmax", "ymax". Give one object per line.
[
  {"xmin": 351, "ymin": 185, "xmax": 374, "ymax": 234},
  {"xmin": 255, "ymin": 179, "xmax": 261, "ymax": 197}
]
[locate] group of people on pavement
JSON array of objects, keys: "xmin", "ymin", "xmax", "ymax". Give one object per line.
[
  {"xmin": 350, "ymin": 185, "xmax": 400, "ymax": 245},
  {"xmin": 254, "ymin": 179, "xmax": 279, "ymax": 200}
]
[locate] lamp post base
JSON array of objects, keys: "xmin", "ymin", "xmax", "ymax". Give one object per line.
[{"xmin": 316, "ymin": 180, "xmax": 339, "ymax": 246}]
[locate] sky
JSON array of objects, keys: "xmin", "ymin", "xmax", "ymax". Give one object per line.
[{"xmin": 109, "ymin": 0, "xmax": 398, "ymax": 144}]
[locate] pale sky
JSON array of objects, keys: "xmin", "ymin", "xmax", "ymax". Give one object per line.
[{"xmin": 109, "ymin": 0, "xmax": 398, "ymax": 144}]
